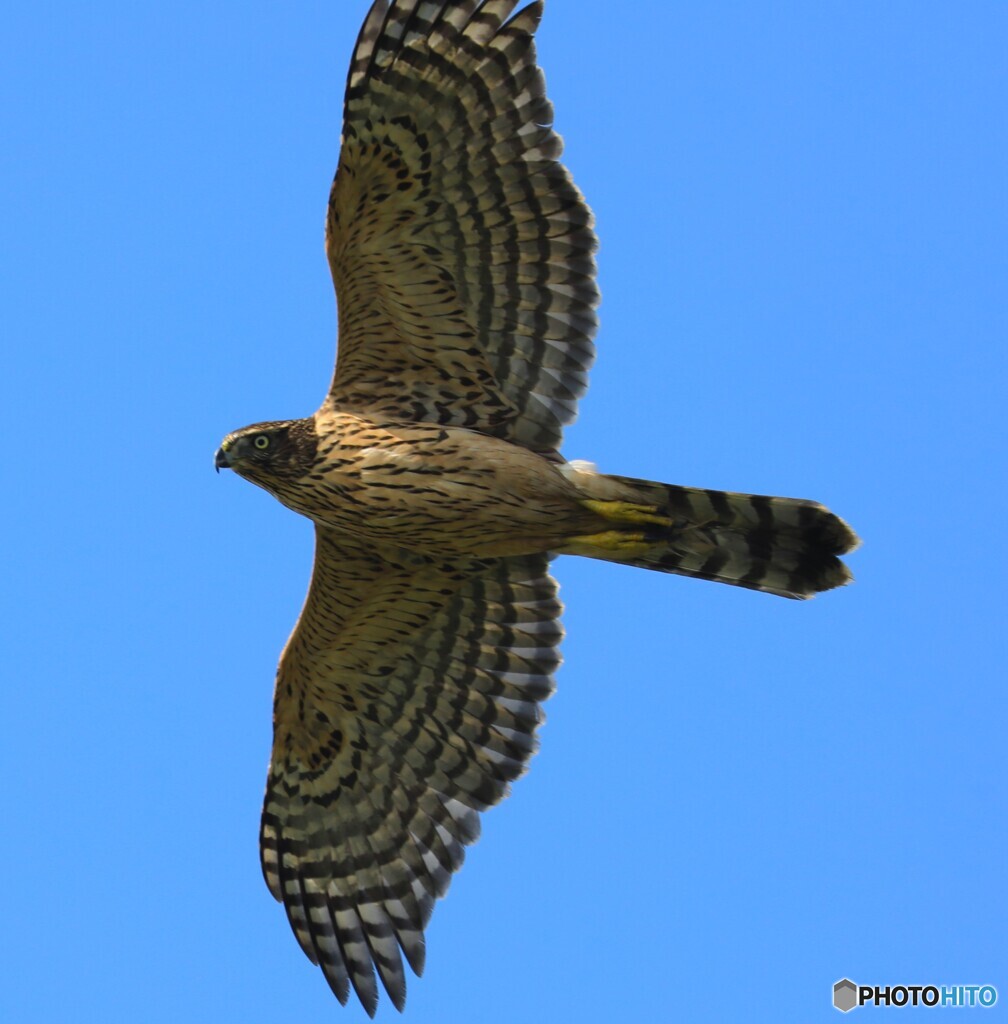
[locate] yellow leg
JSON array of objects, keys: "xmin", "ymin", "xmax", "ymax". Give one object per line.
[
  {"xmin": 581, "ymin": 499, "xmax": 672, "ymax": 528},
  {"xmin": 559, "ymin": 530, "xmax": 653, "ymax": 557}
]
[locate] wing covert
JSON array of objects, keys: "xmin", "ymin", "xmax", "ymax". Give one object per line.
[
  {"xmin": 260, "ymin": 527, "xmax": 562, "ymax": 1014},
  {"xmin": 324, "ymin": 0, "xmax": 599, "ymax": 452}
]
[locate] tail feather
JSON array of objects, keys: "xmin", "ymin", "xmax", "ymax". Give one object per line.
[{"xmin": 561, "ymin": 471, "xmax": 859, "ymax": 600}]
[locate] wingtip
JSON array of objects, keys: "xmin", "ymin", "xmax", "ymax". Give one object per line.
[{"xmin": 514, "ymin": 0, "xmax": 545, "ymax": 33}]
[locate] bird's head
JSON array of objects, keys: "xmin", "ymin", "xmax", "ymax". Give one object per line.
[{"xmin": 214, "ymin": 417, "xmax": 319, "ymax": 483}]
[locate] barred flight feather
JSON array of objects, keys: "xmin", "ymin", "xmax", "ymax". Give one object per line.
[
  {"xmin": 326, "ymin": 0, "xmax": 598, "ymax": 453},
  {"xmin": 261, "ymin": 529, "xmax": 561, "ymax": 1014}
]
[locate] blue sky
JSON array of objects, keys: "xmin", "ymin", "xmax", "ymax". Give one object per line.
[{"xmin": 3, "ymin": 1, "xmax": 1005, "ymax": 1021}]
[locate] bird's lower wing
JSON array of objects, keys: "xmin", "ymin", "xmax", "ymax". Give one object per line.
[{"xmin": 260, "ymin": 526, "xmax": 561, "ymax": 1014}]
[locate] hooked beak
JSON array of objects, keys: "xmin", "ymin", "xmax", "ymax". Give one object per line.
[{"xmin": 214, "ymin": 447, "xmax": 231, "ymax": 473}]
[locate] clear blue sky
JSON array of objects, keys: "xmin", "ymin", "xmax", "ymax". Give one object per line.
[{"xmin": 3, "ymin": 2, "xmax": 1005, "ymax": 1021}]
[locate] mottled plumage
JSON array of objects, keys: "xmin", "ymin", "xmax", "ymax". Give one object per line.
[{"xmin": 215, "ymin": 0, "xmax": 858, "ymax": 1014}]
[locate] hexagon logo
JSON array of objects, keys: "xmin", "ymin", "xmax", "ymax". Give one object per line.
[{"xmin": 834, "ymin": 978, "xmax": 858, "ymax": 1012}]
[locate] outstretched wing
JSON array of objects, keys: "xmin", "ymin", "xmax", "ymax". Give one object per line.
[
  {"xmin": 260, "ymin": 527, "xmax": 562, "ymax": 1015},
  {"xmin": 324, "ymin": 0, "xmax": 599, "ymax": 453}
]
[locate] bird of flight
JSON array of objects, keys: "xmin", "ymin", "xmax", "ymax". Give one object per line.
[{"xmin": 215, "ymin": 0, "xmax": 859, "ymax": 1014}]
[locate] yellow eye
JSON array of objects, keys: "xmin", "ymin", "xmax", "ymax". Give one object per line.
[{"xmin": 254, "ymin": 435, "xmax": 270, "ymax": 450}]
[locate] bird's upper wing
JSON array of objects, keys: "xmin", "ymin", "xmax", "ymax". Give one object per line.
[
  {"xmin": 260, "ymin": 526, "xmax": 562, "ymax": 1015},
  {"xmin": 324, "ymin": 0, "xmax": 599, "ymax": 453}
]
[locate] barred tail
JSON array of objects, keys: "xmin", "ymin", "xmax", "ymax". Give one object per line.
[{"xmin": 560, "ymin": 470, "xmax": 859, "ymax": 600}]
